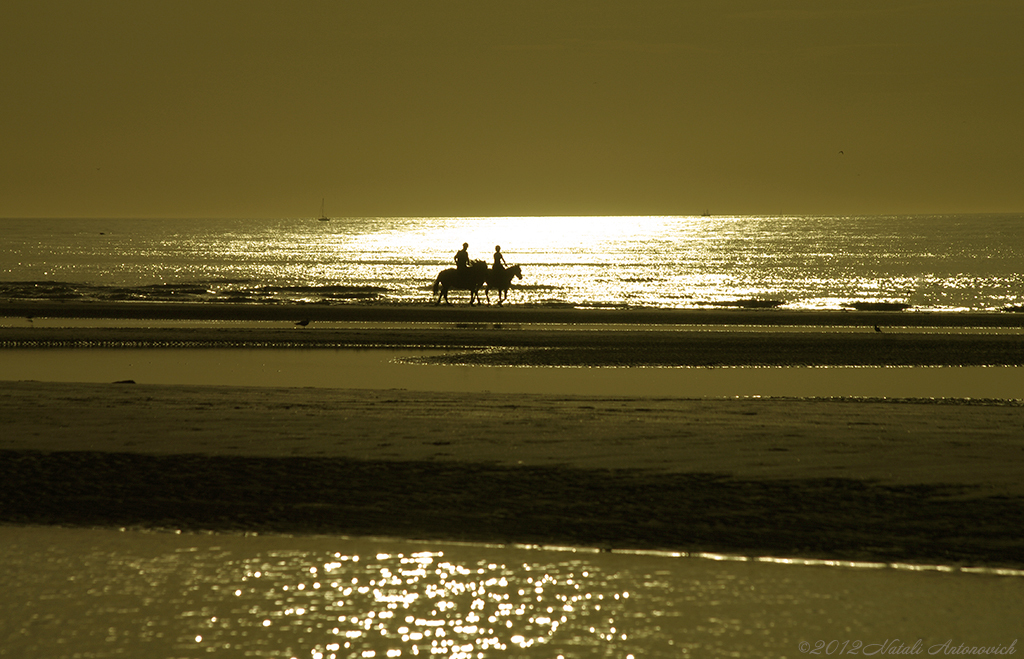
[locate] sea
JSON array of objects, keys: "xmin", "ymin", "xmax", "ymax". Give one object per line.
[
  {"xmin": 1, "ymin": 525, "xmax": 1021, "ymax": 659},
  {"xmin": 1, "ymin": 214, "xmax": 1022, "ymax": 312}
]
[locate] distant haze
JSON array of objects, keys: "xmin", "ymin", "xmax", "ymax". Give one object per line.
[{"xmin": 2, "ymin": 1, "xmax": 1021, "ymax": 218}]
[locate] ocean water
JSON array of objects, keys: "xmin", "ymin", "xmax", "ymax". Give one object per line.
[
  {"xmin": 2, "ymin": 526, "xmax": 1021, "ymax": 659},
  {"xmin": 1, "ymin": 214, "xmax": 1021, "ymax": 312}
]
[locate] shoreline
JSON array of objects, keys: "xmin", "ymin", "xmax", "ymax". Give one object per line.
[
  {"xmin": 4, "ymin": 299, "xmax": 1024, "ymax": 328},
  {"xmin": 3, "ymin": 300, "xmax": 1023, "ymax": 368}
]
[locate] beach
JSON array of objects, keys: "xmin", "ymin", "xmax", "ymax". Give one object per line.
[{"xmin": 2, "ymin": 302, "xmax": 1023, "ymax": 569}]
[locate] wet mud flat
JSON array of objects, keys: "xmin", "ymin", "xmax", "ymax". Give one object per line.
[
  {"xmin": 1, "ymin": 383, "xmax": 1022, "ymax": 569},
  {"xmin": 3, "ymin": 449, "xmax": 1021, "ymax": 568}
]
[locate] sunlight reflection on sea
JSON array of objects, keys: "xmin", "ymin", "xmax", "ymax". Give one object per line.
[
  {"xmin": 1, "ymin": 215, "xmax": 1021, "ymax": 311},
  {"xmin": 1, "ymin": 526, "xmax": 1020, "ymax": 659}
]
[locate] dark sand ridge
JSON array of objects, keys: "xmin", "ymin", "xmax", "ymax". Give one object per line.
[
  {"xmin": 4, "ymin": 299, "xmax": 1024, "ymax": 327},
  {"xmin": 1, "ymin": 302, "xmax": 1023, "ymax": 568},
  {"xmin": 4, "ymin": 329, "xmax": 1024, "ymax": 369},
  {"xmin": 2, "ymin": 326, "xmax": 1022, "ymax": 367}
]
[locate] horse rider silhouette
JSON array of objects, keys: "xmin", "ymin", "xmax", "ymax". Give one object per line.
[{"xmin": 455, "ymin": 243, "xmax": 470, "ymax": 271}]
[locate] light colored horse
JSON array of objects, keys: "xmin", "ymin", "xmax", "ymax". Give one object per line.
[
  {"xmin": 432, "ymin": 260, "xmax": 489, "ymax": 305},
  {"xmin": 484, "ymin": 264, "xmax": 522, "ymax": 305}
]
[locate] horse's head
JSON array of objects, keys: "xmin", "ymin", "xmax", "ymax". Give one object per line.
[{"xmin": 510, "ymin": 264, "xmax": 523, "ymax": 279}]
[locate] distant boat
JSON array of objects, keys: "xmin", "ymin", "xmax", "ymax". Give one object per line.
[
  {"xmin": 317, "ymin": 199, "xmax": 330, "ymax": 222},
  {"xmin": 701, "ymin": 209, "xmax": 712, "ymax": 217}
]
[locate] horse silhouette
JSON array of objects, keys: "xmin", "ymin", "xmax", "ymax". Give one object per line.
[
  {"xmin": 433, "ymin": 260, "xmax": 489, "ymax": 305},
  {"xmin": 484, "ymin": 264, "xmax": 522, "ymax": 305}
]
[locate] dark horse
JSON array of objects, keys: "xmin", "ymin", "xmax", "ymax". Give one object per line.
[
  {"xmin": 433, "ymin": 260, "xmax": 489, "ymax": 305},
  {"xmin": 484, "ymin": 264, "xmax": 522, "ymax": 305}
]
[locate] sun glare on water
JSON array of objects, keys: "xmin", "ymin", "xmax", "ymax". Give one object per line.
[{"xmin": 399, "ymin": 216, "xmax": 683, "ymax": 263}]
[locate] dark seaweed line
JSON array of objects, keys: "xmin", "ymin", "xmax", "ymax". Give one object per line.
[{"xmin": 0, "ymin": 340, "xmax": 437, "ymax": 349}]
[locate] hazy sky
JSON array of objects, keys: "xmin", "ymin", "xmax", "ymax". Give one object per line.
[{"xmin": 2, "ymin": 1, "xmax": 1021, "ymax": 218}]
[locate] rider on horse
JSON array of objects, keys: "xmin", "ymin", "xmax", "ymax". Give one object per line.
[
  {"xmin": 435, "ymin": 243, "xmax": 520, "ymax": 305},
  {"xmin": 455, "ymin": 243, "xmax": 470, "ymax": 271}
]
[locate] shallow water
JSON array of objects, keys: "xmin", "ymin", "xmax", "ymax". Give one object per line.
[
  {"xmin": 2, "ymin": 346, "xmax": 1021, "ymax": 399},
  {"xmin": 0, "ymin": 526, "xmax": 1020, "ymax": 659}
]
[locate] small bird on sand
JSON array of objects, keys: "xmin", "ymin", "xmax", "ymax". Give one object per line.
[
  {"xmin": 295, "ymin": 319, "xmax": 310, "ymax": 328},
  {"xmin": 874, "ymin": 325, "xmax": 882, "ymax": 333}
]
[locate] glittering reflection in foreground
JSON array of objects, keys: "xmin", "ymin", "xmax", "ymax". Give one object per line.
[
  {"xmin": 235, "ymin": 549, "xmax": 629, "ymax": 657},
  {"xmin": 1, "ymin": 526, "xmax": 1021, "ymax": 658}
]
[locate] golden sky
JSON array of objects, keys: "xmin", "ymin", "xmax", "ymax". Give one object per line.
[{"xmin": 2, "ymin": 1, "xmax": 1021, "ymax": 218}]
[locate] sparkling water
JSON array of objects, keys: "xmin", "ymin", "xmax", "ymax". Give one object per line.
[
  {"xmin": 1, "ymin": 214, "xmax": 1021, "ymax": 311},
  {"xmin": 1, "ymin": 526, "xmax": 1020, "ymax": 659}
]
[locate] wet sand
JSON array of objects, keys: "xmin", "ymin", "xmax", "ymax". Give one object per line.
[
  {"xmin": 1, "ymin": 383, "xmax": 1022, "ymax": 568},
  {"xmin": 1, "ymin": 302, "xmax": 1023, "ymax": 568}
]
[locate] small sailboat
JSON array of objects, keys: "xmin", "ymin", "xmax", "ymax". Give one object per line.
[{"xmin": 317, "ymin": 199, "xmax": 330, "ymax": 222}]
